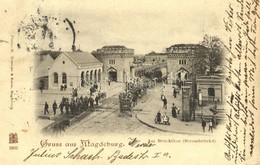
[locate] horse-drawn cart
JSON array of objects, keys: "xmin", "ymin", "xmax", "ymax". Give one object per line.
[{"xmin": 119, "ymin": 92, "xmax": 133, "ymax": 117}]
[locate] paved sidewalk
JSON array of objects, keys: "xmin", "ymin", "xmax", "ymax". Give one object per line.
[{"xmin": 135, "ymin": 84, "xmax": 219, "ymax": 135}]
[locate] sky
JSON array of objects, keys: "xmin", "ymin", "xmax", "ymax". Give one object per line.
[{"xmin": 1, "ymin": 0, "xmax": 227, "ymax": 55}]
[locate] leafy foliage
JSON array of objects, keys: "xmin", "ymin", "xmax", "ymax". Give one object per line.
[{"xmin": 200, "ymin": 35, "xmax": 224, "ymax": 75}]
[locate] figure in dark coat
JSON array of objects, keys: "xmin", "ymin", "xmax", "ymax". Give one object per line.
[
  {"xmin": 173, "ymin": 88, "xmax": 177, "ymax": 98},
  {"xmin": 95, "ymin": 95, "xmax": 99, "ymax": 106},
  {"xmin": 65, "ymin": 101, "xmax": 70, "ymax": 114},
  {"xmin": 52, "ymin": 101, "xmax": 57, "ymax": 115},
  {"xmin": 171, "ymin": 103, "xmax": 177, "ymax": 118},
  {"xmin": 44, "ymin": 102, "xmax": 49, "ymax": 115},
  {"xmin": 202, "ymin": 119, "xmax": 206, "ymax": 132},
  {"xmin": 89, "ymin": 96, "xmax": 94, "ymax": 108},
  {"xmin": 163, "ymin": 97, "xmax": 167, "ymax": 109},
  {"xmin": 156, "ymin": 111, "xmax": 161, "ymax": 123},
  {"xmin": 59, "ymin": 101, "xmax": 64, "ymax": 115}
]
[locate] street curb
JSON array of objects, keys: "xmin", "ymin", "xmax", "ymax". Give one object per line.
[{"xmin": 135, "ymin": 112, "xmax": 211, "ymax": 136}]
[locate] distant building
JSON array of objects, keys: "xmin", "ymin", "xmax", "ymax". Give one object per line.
[
  {"xmin": 185, "ymin": 75, "xmax": 226, "ymax": 103},
  {"xmin": 144, "ymin": 51, "xmax": 167, "ymax": 63},
  {"xmin": 92, "ymin": 45, "xmax": 134, "ymax": 82},
  {"xmin": 166, "ymin": 44, "xmax": 208, "ymax": 83},
  {"xmin": 34, "ymin": 51, "xmax": 103, "ymax": 90}
]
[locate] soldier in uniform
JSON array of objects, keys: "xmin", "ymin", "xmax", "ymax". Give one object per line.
[
  {"xmin": 95, "ymin": 95, "xmax": 99, "ymax": 106},
  {"xmin": 89, "ymin": 96, "xmax": 94, "ymax": 108},
  {"xmin": 44, "ymin": 102, "xmax": 49, "ymax": 115},
  {"xmin": 59, "ymin": 101, "xmax": 64, "ymax": 115},
  {"xmin": 52, "ymin": 101, "xmax": 57, "ymax": 115},
  {"xmin": 65, "ymin": 100, "xmax": 70, "ymax": 114}
]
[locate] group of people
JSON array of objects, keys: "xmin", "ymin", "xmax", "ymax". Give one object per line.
[
  {"xmin": 201, "ymin": 114, "xmax": 218, "ymax": 133},
  {"xmin": 60, "ymin": 84, "xmax": 67, "ymax": 91},
  {"xmin": 155, "ymin": 111, "xmax": 170, "ymax": 125},
  {"xmin": 44, "ymin": 94, "xmax": 101, "ymax": 116},
  {"xmin": 125, "ymin": 81, "xmax": 144, "ymax": 108},
  {"xmin": 90, "ymin": 82, "xmax": 99, "ymax": 95},
  {"xmin": 156, "ymin": 82, "xmax": 181, "ymax": 126}
]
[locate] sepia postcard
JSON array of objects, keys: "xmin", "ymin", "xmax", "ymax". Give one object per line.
[{"xmin": 0, "ymin": 0, "xmax": 259, "ymax": 164}]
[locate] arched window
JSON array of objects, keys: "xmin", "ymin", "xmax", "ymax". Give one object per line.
[
  {"xmin": 53, "ymin": 72, "xmax": 58, "ymax": 83},
  {"xmin": 62, "ymin": 73, "xmax": 67, "ymax": 84}
]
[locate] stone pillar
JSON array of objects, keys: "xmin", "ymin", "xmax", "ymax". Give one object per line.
[
  {"xmin": 81, "ymin": 71, "xmax": 85, "ymax": 87},
  {"xmin": 86, "ymin": 71, "xmax": 89, "ymax": 86},
  {"xmin": 90, "ymin": 70, "xmax": 93, "ymax": 83},
  {"xmin": 182, "ymin": 86, "xmax": 191, "ymax": 122},
  {"xmin": 94, "ymin": 70, "xmax": 97, "ymax": 82}
]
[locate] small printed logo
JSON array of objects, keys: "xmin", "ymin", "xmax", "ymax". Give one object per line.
[{"xmin": 9, "ymin": 133, "xmax": 18, "ymax": 144}]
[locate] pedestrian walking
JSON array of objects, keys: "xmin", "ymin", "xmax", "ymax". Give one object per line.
[
  {"xmin": 212, "ymin": 113, "xmax": 218, "ymax": 128},
  {"xmin": 44, "ymin": 102, "xmax": 49, "ymax": 115},
  {"xmin": 65, "ymin": 100, "xmax": 70, "ymax": 114},
  {"xmin": 70, "ymin": 101, "xmax": 75, "ymax": 115},
  {"xmin": 52, "ymin": 101, "xmax": 57, "ymax": 115},
  {"xmin": 208, "ymin": 120, "xmax": 213, "ymax": 132},
  {"xmin": 173, "ymin": 88, "xmax": 177, "ymax": 98},
  {"xmin": 155, "ymin": 111, "xmax": 161, "ymax": 124},
  {"xmin": 59, "ymin": 101, "xmax": 64, "ymax": 115},
  {"xmin": 201, "ymin": 118, "xmax": 206, "ymax": 132},
  {"xmin": 95, "ymin": 95, "xmax": 99, "ymax": 106},
  {"xmin": 171, "ymin": 103, "xmax": 177, "ymax": 118},
  {"xmin": 163, "ymin": 97, "xmax": 167, "ymax": 109},
  {"xmin": 89, "ymin": 96, "xmax": 94, "ymax": 108}
]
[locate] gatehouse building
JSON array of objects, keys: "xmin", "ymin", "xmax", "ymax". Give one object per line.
[{"xmin": 92, "ymin": 45, "xmax": 134, "ymax": 83}]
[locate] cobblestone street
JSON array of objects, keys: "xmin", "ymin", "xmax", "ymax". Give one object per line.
[{"xmin": 35, "ymin": 82, "xmax": 224, "ymax": 136}]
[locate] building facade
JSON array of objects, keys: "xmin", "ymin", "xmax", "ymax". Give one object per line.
[
  {"xmin": 34, "ymin": 51, "xmax": 103, "ymax": 90},
  {"xmin": 144, "ymin": 51, "xmax": 167, "ymax": 63},
  {"xmin": 92, "ymin": 45, "xmax": 134, "ymax": 82},
  {"xmin": 34, "ymin": 51, "xmax": 62, "ymax": 90},
  {"xmin": 166, "ymin": 44, "xmax": 208, "ymax": 84},
  {"xmin": 185, "ymin": 75, "xmax": 226, "ymax": 104},
  {"xmin": 49, "ymin": 52, "xmax": 103, "ymax": 89}
]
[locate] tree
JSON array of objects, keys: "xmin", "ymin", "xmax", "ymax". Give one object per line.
[
  {"xmin": 192, "ymin": 46, "xmax": 208, "ymax": 76},
  {"xmin": 200, "ymin": 35, "xmax": 224, "ymax": 75}
]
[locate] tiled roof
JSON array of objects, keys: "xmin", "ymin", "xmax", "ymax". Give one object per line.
[
  {"xmin": 102, "ymin": 45, "xmax": 127, "ymax": 49},
  {"xmin": 145, "ymin": 51, "xmax": 167, "ymax": 56},
  {"xmin": 36, "ymin": 50, "xmax": 62, "ymax": 60},
  {"xmin": 63, "ymin": 51, "xmax": 102, "ymax": 65},
  {"xmin": 168, "ymin": 44, "xmax": 207, "ymax": 49}
]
